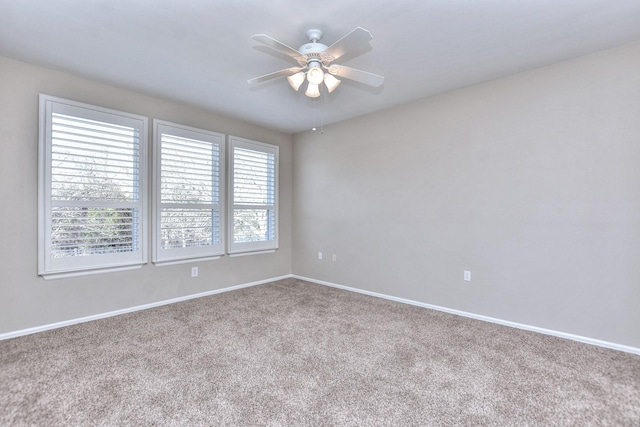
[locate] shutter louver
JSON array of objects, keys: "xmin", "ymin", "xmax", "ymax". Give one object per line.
[
  {"xmin": 233, "ymin": 147, "xmax": 276, "ymax": 243},
  {"xmin": 228, "ymin": 137, "xmax": 278, "ymax": 254},
  {"xmin": 50, "ymin": 113, "xmax": 140, "ymax": 258},
  {"xmin": 153, "ymin": 122, "xmax": 225, "ymax": 263},
  {"xmin": 39, "ymin": 95, "xmax": 147, "ymax": 278}
]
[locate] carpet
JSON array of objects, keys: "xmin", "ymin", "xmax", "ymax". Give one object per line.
[{"xmin": 1, "ymin": 278, "xmax": 639, "ymax": 425}]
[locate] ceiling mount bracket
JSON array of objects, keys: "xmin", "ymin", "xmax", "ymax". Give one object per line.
[{"xmin": 306, "ymin": 29, "xmax": 322, "ymax": 43}]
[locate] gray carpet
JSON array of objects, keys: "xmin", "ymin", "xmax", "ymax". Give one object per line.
[{"xmin": 1, "ymin": 278, "xmax": 639, "ymax": 426}]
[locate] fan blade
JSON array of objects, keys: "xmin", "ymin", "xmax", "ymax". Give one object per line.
[
  {"xmin": 324, "ymin": 27, "xmax": 373, "ymax": 61},
  {"xmin": 327, "ymin": 65, "xmax": 384, "ymax": 87},
  {"xmin": 247, "ymin": 67, "xmax": 304, "ymax": 85},
  {"xmin": 251, "ymin": 34, "xmax": 301, "ymax": 59}
]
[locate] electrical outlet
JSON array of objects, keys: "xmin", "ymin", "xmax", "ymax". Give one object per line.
[
  {"xmin": 464, "ymin": 270, "xmax": 471, "ymax": 281},
  {"xmin": 318, "ymin": 252, "xmax": 323, "ymax": 260},
  {"xmin": 332, "ymin": 254, "xmax": 337, "ymax": 262},
  {"xmin": 191, "ymin": 267, "xmax": 198, "ymax": 277}
]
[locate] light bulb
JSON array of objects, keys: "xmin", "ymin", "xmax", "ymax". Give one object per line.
[
  {"xmin": 306, "ymin": 63, "xmax": 325, "ymax": 85},
  {"xmin": 287, "ymin": 72, "xmax": 305, "ymax": 91},
  {"xmin": 324, "ymin": 73, "xmax": 341, "ymax": 93},
  {"xmin": 305, "ymin": 83, "xmax": 320, "ymax": 98}
]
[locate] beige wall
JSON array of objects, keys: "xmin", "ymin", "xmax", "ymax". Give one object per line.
[
  {"xmin": 3, "ymin": 40, "xmax": 640, "ymax": 350},
  {"xmin": 0, "ymin": 56, "xmax": 293, "ymax": 334},
  {"xmin": 292, "ymin": 41, "xmax": 640, "ymax": 348}
]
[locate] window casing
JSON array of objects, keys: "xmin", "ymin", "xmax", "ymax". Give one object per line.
[
  {"xmin": 228, "ymin": 136, "xmax": 278, "ymax": 255},
  {"xmin": 152, "ymin": 120, "xmax": 225, "ymax": 264},
  {"xmin": 38, "ymin": 95, "xmax": 147, "ymax": 278}
]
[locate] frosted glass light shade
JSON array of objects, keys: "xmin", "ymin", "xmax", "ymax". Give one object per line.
[
  {"xmin": 287, "ymin": 72, "xmax": 305, "ymax": 91},
  {"xmin": 306, "ymin": 65, "xmax": 325, "ymax": 85},
  {"xmin": 324, "ymin": 74, "xmax": 341, "ymax": 93},
  {"xmin": 305, "ymin": 83, "xmax": 320, "ymax": 98}
]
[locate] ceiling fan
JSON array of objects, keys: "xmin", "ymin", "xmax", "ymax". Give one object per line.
[{"xmin": 247, "ymin": 27, "xmax": 384, "ymax": 98}]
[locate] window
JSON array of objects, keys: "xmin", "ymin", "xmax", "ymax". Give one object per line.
[
  {"xmin": 38, "ymin": 95, "xmax": 147, "ymax": 278},
  {"xmin": 228, "ymin": 136, "xmax": 278, "ymax": 255},
  {"xmin": 152, "ymin": 121, "xmax": 225, "ymax": 264}
]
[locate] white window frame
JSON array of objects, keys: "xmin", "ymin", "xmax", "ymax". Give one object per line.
[
  {"xmin": 228, "ymin": 136, "xmax": 279, "ymax": 255},
  {"xmin": 38, "ymin": 95, "xmax": 148, "ymax": 279},
  {"xmin": 152, "ymin": 120, "xmax": 225, "ymax": 265}
]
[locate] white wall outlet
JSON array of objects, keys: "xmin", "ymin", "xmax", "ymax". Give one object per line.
[
  {"xmin": 191, "ymin": 267, "xmax": 198, "ymax": 277},
  {"xmin": 318, "ymin": 252, "xmax": 323, "ymax": 260},
  {"xmin": 332, "ymin": 254, "xmax": 337, "ymax": 262},
  {"xmin": 464, "ymin": 270, "xmax": 471, "ymax": 281}
]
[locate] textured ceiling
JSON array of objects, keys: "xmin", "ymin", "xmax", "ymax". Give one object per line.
[{"xmin": 1, "ymin": 0, "xmax": 640, "ymax": 134}]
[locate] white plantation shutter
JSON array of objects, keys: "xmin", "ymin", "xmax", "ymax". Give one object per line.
[
  {"xmin": 38, "ymin": 95, "xmax": 147, "ymax": 278},
  {"xmin": 228, "ymin": 136, "xmax": 278, "ymax": 254},
  {"xmin": 153, "ymin": 121, "xmax": 225, "ymax": 264}
]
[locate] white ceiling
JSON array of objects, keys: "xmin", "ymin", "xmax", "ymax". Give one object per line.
[{"xmin": 2, "ymin": 0, "xmax": 640, "ymax": 134}]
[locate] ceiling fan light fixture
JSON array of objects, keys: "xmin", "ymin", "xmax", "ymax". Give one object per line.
[
  {"xmin": 305, "ymin": 83, "xmax": 321, "ymax": 98},
  {"xmin": 324, "ymin": 73, "xmax": 341, "ymax": 93},
  {"xmin": 306, "ymin": 62, "xmax": 325, "ymax": 85},
  {"xmin": 249, "ymin": 27, "xmax": 384, "ymax": 98},
  {"xmin": 287, "ymin": 71, "xmax": 306, "ymax": 91}
]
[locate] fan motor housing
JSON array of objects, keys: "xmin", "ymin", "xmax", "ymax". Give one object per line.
[
  {"xmin": 296, "ymin": 42, "xmax": 334, "ymax": 67},
  {"xmin": 298, "ymin": 42, "xmax": 328, "ymax": 54}
]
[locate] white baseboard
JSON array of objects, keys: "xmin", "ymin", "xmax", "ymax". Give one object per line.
[
  {"xmin": 293, "ymin": 275, "xmax": 640, "ymax": 356},
  {"xmin": 5, "ymin": 273, "xmax": 639, "ymax": 356},
  {"xmin": 0, "ymin": 275, "xmax": 292, "ymax": 341}
]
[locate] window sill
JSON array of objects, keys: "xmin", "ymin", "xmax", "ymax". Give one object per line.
[
  {"xmin": 228, "ymin": 249, "xmax": 276, "ymax": 258},
  {"xmin": 40, "ymin": 264, "xmax": 144, "ymax": 280},
  {"xmin": 153, "ymin": 256, "xmax": 222, "ymax": 266}
]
